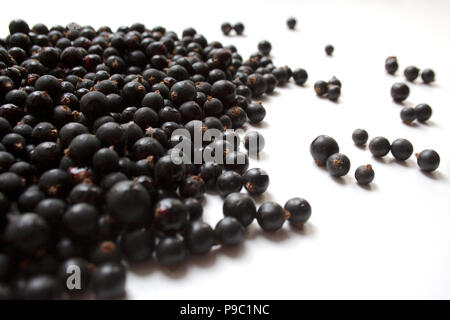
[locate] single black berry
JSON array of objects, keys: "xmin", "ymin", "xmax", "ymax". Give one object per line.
[
  {"xmin": 404, "ymin": 66, "xmax": 419, "ymax": 82},
  {"xmin": 355, "ymin": 165, "xmax": 375, "ymax": 185},
  {"xmin": 352, "ymin": 129, "xmax": 368, "ymax": 146},
  {"xmin": 391, "ymin": 82, "xmax": 410, "ymax": 102},
  {"xmin": 369, "ymin": 137, "xmax": 390, "ymax": 158},
  {"xmin": 256, "ymin": 201, "xmax": 287, "ymax": 232},
  {"xmin": 242, "ymin": 168, "xmax": 269, "ymax": 195},
  {"xmin": 421, "ymin": 69, "xmax": 435, "ymax": 84},
  {"xmin": 385, "ymin": 56, "xmax": 398, "ymax": 75},
  {"xmin": 326, "ymin": 153, "xmax": 351, "ymax": 177},
  {"xmin": 391, "ymin": 138, "xmax": 413, "ymax": 161},
  {"xmin": 214, "ymin": 217, "xmax": 245, "ymax": 247},
  {"xmin": 223, "ymin": 192, "xmax": 256, "ymax": 227},
  {"xmin": 314, "ymin": 80, "xmax": 328, "ymax": 96},
  {"xmin": 416, "ymin": 149, "xmax": 440, "ymax": 172},
  {"xmin": 284, "ymin": 197, "xmax": 311, "ymax": 226},
  {"xmin": 156, "ymin": 235, "xmax": 187, "ymax": 267},
  {"xmin": 325, "ymin": 44, "xmax": 334, "ymax": 56},
  {"xmin": 310, "ymin": 135, "xmax": 339, "ymax": 165},
  {"xmin": 287, "ymin": 17, "xmax": 297, "ymax": 30},
  {"xmin": 415, "ymin": 103, "xmax": 432, "ymax": 122},
  {"xmin": 400, "ymin": 107, "xmax": 417, "ymax": 124},
  {"xmin": 292, "ymin": 68, "xmax": 308, "ymax": 85}
]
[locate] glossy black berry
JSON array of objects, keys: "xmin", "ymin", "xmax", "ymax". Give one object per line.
[
  {"xmin": 35, "ymin": 198, "xmax": 66, "ymax": 227},
  {"xmin": 325, "ymin": 44, "xmax": 334, "ymax": 56},
  {"xmin": 118, "ymin": 228, "xmax": 155, "ymax": 263},
  {"xmin": 170, "ymin": 80, "xmax": 196, "ymax": 106},
  {"xmin": 184, "ymin": 197, "xmax": 203, "ymax": 221},
  {"xmin": 92, "ymin": 148, "xmax": 120, "ymax": 176},
  {"xmin": 404, "ymin": 66, "xmax": 419, "ymax": 82},
  {"xmin": 0, "ymin": 172, "xmax": 25, "ymax": 199},
  {"xmin": 369, "ymin": 137, "xmax": 390, "ymax": 158},
  {"xmin": 292, "ymin": 68, "xmax": 308, "ymax": 85},
  {"xmin": 67, "ymin": 133, "xmax": 101, "ymax": 166},
  {"xmin": 326, "ymin": 153, "xmax": 351, "ymax": 177},
  {"xmin": 179, "ymin": 176, "xmax": 206, "ymax": 199},
  {"xmin": 31, "ymin": 141, "xmax": 62, "ymax": 170},
  {"xmin": 257, "ymin": 40, "xmax": 272, "ymax": 56},
  {"xmin": 391, "ymin": 138, "xmax": 413, "ymax": 161},
  {"xmin": 31, "ymin": 122, "xmax": 58, "ymax": 144},
  {"xmin": 421, "ymin": 68, "xmax": 435, "ymax": 84},
  {"xmin": 310, "ymin": 135, "xmax": 339, "ymax": 165},
  {"xmin": 92, "ymin": 262, "xmax": 126, "ymax": 299},
  {"xmin": 287, "ymin": 17, "xmax": 297, "ymax": 30},
  {"xmin": 5, "ymin": 213, "xmax": 49, "ymax": 254},
  {"xmin": 156, "ymin": 235, "xmax": 187, "ymax": 267},
  {"xmin": 34, "ymin": 75, "xmax": 61, "ymax": 99},
  {"xmin": 233, "ymin": 22, "xmax": 245, "ymax": 35},
  {"xmin": 221, "ymin": 22, "xmax": 232, "ymax": 36},
  {"xmin": 154, "ymin": 198, "xmax": 187, "ymax": 232},
  {"xmin": 415, "ymin": 103, "xmax": 432, "ymax": 122},
  {"xmin": 385, "ymin": 56, "xmax": 398, "ymax": 75},
  {"xmin": 327, "ymin": 85, "xmax": 341, "ymax": 101},
  {"xmin": 246, "ymin": 102, "xmax": 266, "ymax": 124},
  {"xmin": 9, "ymin": 19, "xmax": 30, "ymax": 34},
  {"xmin": 355, "ymin": 164, "xmax": 375, "ymax": 185},
  {"xmin": 63, "ymin": 203, "xmax": 99, "ymax": 237},
  {"xmin": 225, "ymin": 106, "xmax": 247, "ymax": 128},
  {"xmin": 400, "ymin": 107, "xmax": 417, "ymax": 124},
  {"xmin": 242, "ymin": 168, "xmax": 269, "ymax": 195},
  {"xmin": 214, "ymin": 217, "xmax": 245, "ymax": 247},
  {"xmin": 26, "ymin": 91, "xmax": 53, "ymax": 118},
  {"xmin": 284, "ymin": 197, "xmax": 311, "ymax": 226},
  {"xmin": 216, "ymin": 170, "xmax": 243, "ymax": 197},
  {"xmin": 59, "ymin": 122, "xmax": 89, "ymax": 148},
  {"xmin": 247, "ymin": 73, "xmax": 267, "ymax": 97},
  {"xmin": 106, "ymin": 180, "xmax": 151, "ymax": 225},
  {"xmin": 391, "ymin": 82, "xmax": 410, "ymax": 102},
  {"xmin": 223, "ymin": 192, "xmax": 256, "ymax": 227},
  {"xmin": 256, "ymin": 201, "xmax": 287, "ymax": 232},
  {"xmin": 314, "ymin": 80, "xmax": 328, "ymax": 96},
  {"xmin": 352, "ymin": 129, "xmax": 368, "ymax": 146},
  {"xmin": 154, "ymin": 155, "xmax": 185, "ymax": 187},
  {"xmin": 416, "ymin": 149, "xmax": 440, "ymax": 172},
  {"xmin": 185, "ymin": 221, "xmax": 215, "ymax": 255}
]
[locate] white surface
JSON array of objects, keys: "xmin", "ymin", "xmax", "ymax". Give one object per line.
[{"xmin": 4, "ymin": 0, "xmax": 450, "ymax": 299}]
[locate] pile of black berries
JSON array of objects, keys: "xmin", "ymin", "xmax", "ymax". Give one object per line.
[
  {"xmin": 314, "ymin": 76, "xmax": 341, "ymax": 101},
  {"xmin": 221, "ymin": 22, "xmax": 245, "ymax": 36},
  {"xmin": 0, "ymin": 19, "xmax": 312, "ymax": 300}
]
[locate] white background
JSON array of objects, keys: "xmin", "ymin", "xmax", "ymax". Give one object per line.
[{"xmin": 3, "ymin": 0, "xmax": 450, "ymax": 299}]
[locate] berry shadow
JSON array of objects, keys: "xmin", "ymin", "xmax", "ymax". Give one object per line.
[
  {"xmin": 331, "ymin": 175, "xmax": 352, "ymax": 185},
  {"xmin": 420, "ymin": 170, "xmax": 445, "ymax": 181},
  {"xmin": 355, "ymin": 144, "xmax": 367, "ymax": 151},
  {"xmin": 250, "ymin": 190, "xmax": 276, "ymax": 205},
  {"xmin": 245, "ymin": 224, "xmax": 290, "ymax": 243},
  {"xmin": 356, "ymin": 182, "xmax": 378, "ymax": 191},
  {"xmin": 373, "ymin": 156, "xmax": 394, "ymax": 165},
  {"xmin": 422, "ymin": 120, "xmax": 439, "ymax": 127},
  {"xmin": 393, "ymin": 159, "xmax": 415, "ymax": 168},
  {"xmin": 288, "ymin": 222, "xmax": 317, "ymax": 237},
  {"xmin": 394, "ymin": 100, "xmax": 414, "ymax": 108},
  {"xmin": 251, "ymin": 121, "xmax": 269, "ymax": 130},
  {"xmin": 402, "ymin": 121, "xmax": 419, "ymax": 128}
]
